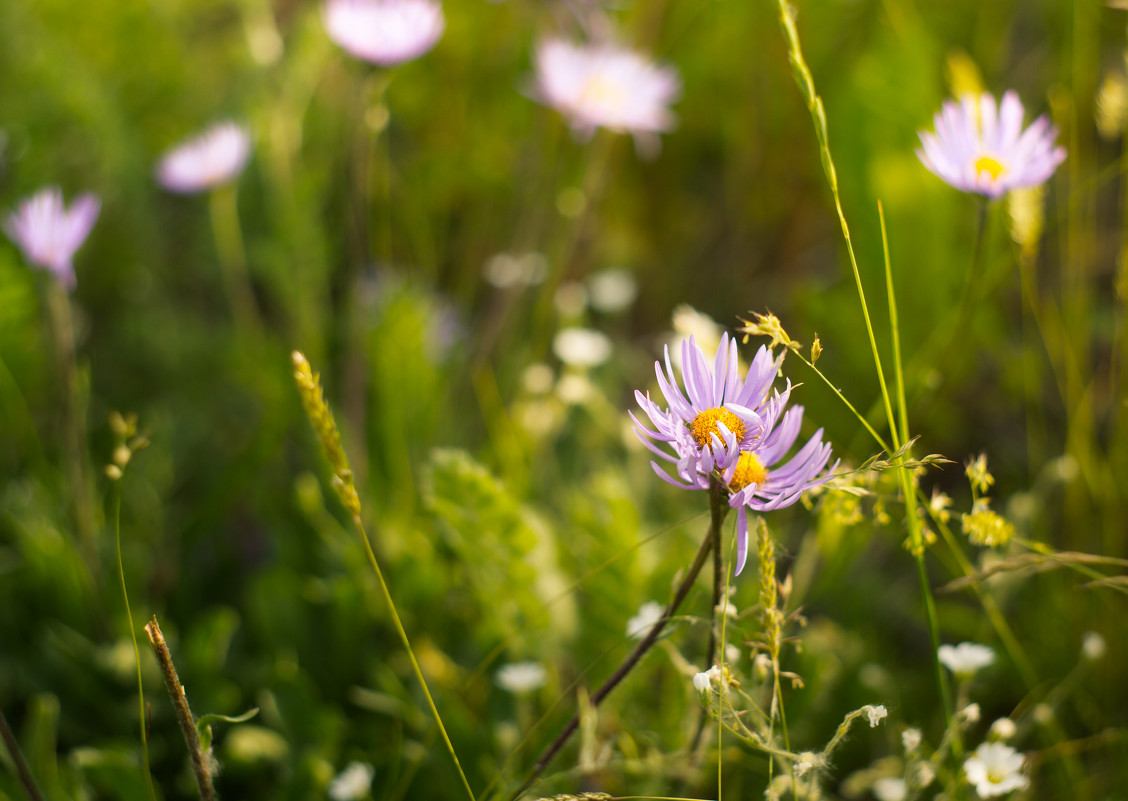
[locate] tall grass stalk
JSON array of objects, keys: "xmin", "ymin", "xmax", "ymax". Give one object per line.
[
  {"xmin": 292, "ymin": 351, "xmax": 476, "ymax": 801},
  {"xmin": 44, "ymin": 281, "xmax": 98, "ymax": 578},
  {"xmin": 111, "ymin": 484, "xmax": 158, "ymax": 801},
  {"xmin": 208, "ymin": 185, "xmax": 261, "ymax": 333},
  {"xmin": 772, "ymin": 0, "xmax": 951, "ymax": 722}
]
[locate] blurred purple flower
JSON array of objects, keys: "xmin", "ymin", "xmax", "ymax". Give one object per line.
[
  {"xmin": 324, "ymin": 0, "xmax": 444, "ymax": 66},
  {"xmin": 156, "ymin": 122, "xmax": 251, "ymax": 194},
  {"xmin": 534, "ymin": 39, "xmax": 679, "ymax": 148},
  {"xmin": 632, "ymin": 333, "xmax": 834, "ymax": 575},
  {"xmin": 3, "ymin": 187, "xmax": 100, "ymax": 290},
  {"xmin": 917, "ymin": 91, "xmax": 1066, "ymax": 198}
]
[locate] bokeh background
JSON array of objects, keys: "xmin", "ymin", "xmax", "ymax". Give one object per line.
[{"xmin": 1, "ymin": 0, "xmax": 1126, "ymax": 798}]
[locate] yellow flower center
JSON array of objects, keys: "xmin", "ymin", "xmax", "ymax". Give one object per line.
[
  {"xmin": 730, "ymin": 452, "xmax": 769, "ymax": 491},
  {"xmin": 974, "ymin": 155, "xmax": 1006, "ymax": 181},
  {"xmin": 690, "ymin": 407, "xmax": 745, "ymax": 450}
]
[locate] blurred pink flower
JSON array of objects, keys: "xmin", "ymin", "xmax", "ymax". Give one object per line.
[
  {"xmin": 324, "ymin": 0, "xmax": 444, "ymax": 66},
  {"xmin": 916, "ymin": 91, "xmax": 1066, "ymax": 198},
  {"xmin": 4, "ymin": 187, "xmax": 100, "ymax": 290},
  {"xmin": 156, "ymin": 122, "xmax": 252, "ymax": 194},
  {"xmin": 534, "ymin": 39, "xmax": 680, "ymax": 148}
]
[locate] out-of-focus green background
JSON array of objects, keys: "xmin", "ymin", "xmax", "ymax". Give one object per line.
[{"xmin": 1, "ymin": 0, "xmax": 1125, "ymax": 798}]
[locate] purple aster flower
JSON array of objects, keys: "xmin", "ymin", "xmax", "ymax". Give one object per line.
[
  {"xmin": 721, "ymin": 401, "xmax": 834, "ymax": 575},
  {"xmin": 916, "ymin": 91, "xmax": 1066, "ymax": 198},
  {"xmin": 3, "ymin": 187, "xmax": 100, "ymax": 290},
  {"xmin": 534, "ymin": 39, "xmax": 680, "ymax": 148},
  {"xmin": 156, "ymin": 122, "xmax": 252, "ymax": 194},
  {"xmin": 633, "ymin": 333, "xmax": 834, "ymax": 576},
  {"xmin": 324, "ymin": 0, "xmax": 444, "ymax": 66}
]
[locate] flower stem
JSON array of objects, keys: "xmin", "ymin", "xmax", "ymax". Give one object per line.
[
  {"xmin": 145, "ymin": 616, "xmax": 216, "ymax": 801},
  {"xmin": 208, "ymin": 184, "xmax": 261, "ymax": 334},
  {"xmin": 510, "ymin": 518, "xmax": 720, "ymax": 801},
  {"xmin": 112, "ymin": 486, "xmax": 158, "ymax": 800},
  {"xmin": 0, "ymin": 709, "xmax": 46, "ymax": 801},
  {"xmin": 44, "ymin": 281, "xmax": 98, "ymax": 579}
]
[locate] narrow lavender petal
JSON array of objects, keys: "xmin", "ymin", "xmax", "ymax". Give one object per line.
[
  {"xmin": 734, "ymin": 508, "xmax": 750, "ymax": 576},
  {"xmin": 711, "ymin": 332, "xmax": 730, "ymax": 406}
]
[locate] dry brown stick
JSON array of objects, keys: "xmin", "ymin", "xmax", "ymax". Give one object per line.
[{"xmin": 145, "ymin": 616, "xmax": 217, "ymax": 801}]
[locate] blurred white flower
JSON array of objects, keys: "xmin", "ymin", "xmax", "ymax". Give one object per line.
[
  {"xmin": 496, "ymin": 661, "xmax": 546, "ymax": 694},
  {"xmin": 533, "ymin": 38, "xmax": 680, "ymax": 148},
  {"xmin": 484, "ymin": 252, "xmax": 547, "ymax": 288},
  {"xmin": 625, "ymin": 600, "xmax": 663, "ymax": 639},
  {"xmin": 324, "ymin": 0, "xmax": 444, "ymax": 66},
  {"xmin": 960, "ymin": 703, "xmax": 981, "ymax": 724},
  {"xmin": 1082, "ymin": 630, "xmax": 1106, "ymax": 661},
  {"xmin": 553, "ymin": 327, "xmax": 612, "ymax": 368},
  {"xmin": 556, "ymin": 374, "xmax": 596, "ymax": 405},
  {"xmin": 521, "ymin": 363, "xmax": 555, "ymax": 394},
  {"xmin": 3, "ymin": 186, "xmax": 100, "ymax": 289},
  {"xmin": 866, "ymin": 704, "xmax": 888, "ymax": 727},
  {"xmin": 328, "ymin": 761, "xmax": 374, "ymax": 801},
  {"xmin": 872, "ymin": 777, "xmax": 907, "ymax": 801},
  {"xmin": 916, "ymin": 761, "xmax": 936, "ymax": 787},
  {"xmin": 989, "ymin": 717, "xmax": 1016, "ymax": 742},
  {"xmin": 553, "ymin": 281, "xmax": 588, "ymax": 318},
  {"xmin": 587, "ymin": 268, "xmax": 638, "ymax": 313},
  {"xmin": 724, "ymin": 643, "xmax": 741, "ymax": 665},
  {"xmin": 156, "ymin": 121, "xmax": 251, "ymax": 194},
  {"xmin": 902, "ymin": 727, "xmax": 922, "ymax": 753},
  {"xmin": 963, "ymin": 742, "xmax": 1028, "ymax": 797},
  {"xmin": 669, "ymin": 304, "xmax": 722, "ymax": 369},
  {"xmin": 938, "ymin": 642, "xmax": 995, "ymax": 677}
]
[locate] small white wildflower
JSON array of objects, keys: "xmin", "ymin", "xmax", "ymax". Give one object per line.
[
  {"xmin": 521, "ymin": 363, "xmax": 555, "ymax": 394},
  {"xmin": 552, "ymin": 327, "xmax": 612, "ymax": 368},
  {"xmin": 916, "ymin": 762, "xmax": 936, "ymax": 787},
  {"xmin": 715, "ymin": 600, "xmax": 738, "ymax": 618},
  {"xmin": 1032, "ymin": 702, "xmax": 1054, "ymax": 725},
  {"xmin": 328, "ymin": 761, "xmax": 375, "ymax": 801},
  {"xmin": 1082, "ymin": 630, "xmax": 1106, "ymax": 661},
  {"xmin": 753, "ymin": 653, "xmax": 772, "ymax": 681},
  {"xmin": 724, "ymin": 643, "xmax": 741, "ymax": 665},
  {"xmin": 693, "ymin": 665, "xmax": 720, "ymax": 693},
  {"xmin": 960, "ymin": 703, "xmax": 981, "ymax": 724},
  {"xmin": 989, "ymin": 717, "xmax": 1017, "ymax": 742},
  {"xmin": 902, "ymin": 727, "xmax": 922, "ymax": 753},
  {"xmin": 872, "ymin": 776, "xmax": 907, "ymax": 801},
  {"xmin": 963, "ymin": 742, "xmax": 1029, "ymax": 797},
  {"xmin": 793, "ymin": 751, "xmax": 820, "ymax": 777},
  {"xmin": 625, "ymin": 600, "xmax": 663, "ymax": 640},
  {"xmin": 587, "ymin": 268, "xmax": 638, "ymax": 313},
  {"xmin": 938, "ymin": 642, "xmax": 996, "ymax": 677},
  {"xmin": 496, "ymin": 661, "xmax": 547, "ymax": 694},
  {"xmin": 556, "ymin": 374, "xmax": 596, "ymax": 405},
  {"xmin": 866, "ymin": 705, "xmax": 888, "ymax": 727},
  {"xmin": 553, "ymin": 281, "xmax": 588, "ymax": 318}
]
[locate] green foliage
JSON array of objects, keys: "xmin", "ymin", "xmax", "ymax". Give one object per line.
[{"xmin": 1, "ymin": 0, "xmax": 1126, "ymax": 798}]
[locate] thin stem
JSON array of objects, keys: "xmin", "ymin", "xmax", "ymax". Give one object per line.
[
  {"xmin": 145, "ymin": 616, "xmax": 216, "ymax": 801},
  {"xmin": 349, "ymin": 512, "xmax": 477, "ymax": 801},
  {"xmin": 0, "ymin": 709, "xmax": 46, "ymax": 801},
  {"xmin": 511, "ymin": 519, "xmax": 720, "ymax": 801},
  {"xmin": 44, "ymin": 281, "xmax": 98, "ymax": 577},
  {"xmin": 207, "ymin": 185, "xmax": 261, "ymax": 333},
  {"xmin": 705, "ymin": 477, "xmax": 726, "ymax": 671},
  {"xmin": 772, "ymin": 3, "xmax": 950, "ymax": 726},
  {"xmin": 879, "ymin": 202, "xmax": 909, "ymax": 446},
  {"xmin": 112, "ymin": 486, "xmax": 158, "ymax": 800}
]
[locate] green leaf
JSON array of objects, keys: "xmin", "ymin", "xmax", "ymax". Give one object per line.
[{"xmin": 195, "ymin": 708, "xmax": 259, "ymax": 752}]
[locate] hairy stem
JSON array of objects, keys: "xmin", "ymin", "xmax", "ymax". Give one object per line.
[{"xmin": 145, "ymin": 616, "xmax": 216, "ymax": 801}]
